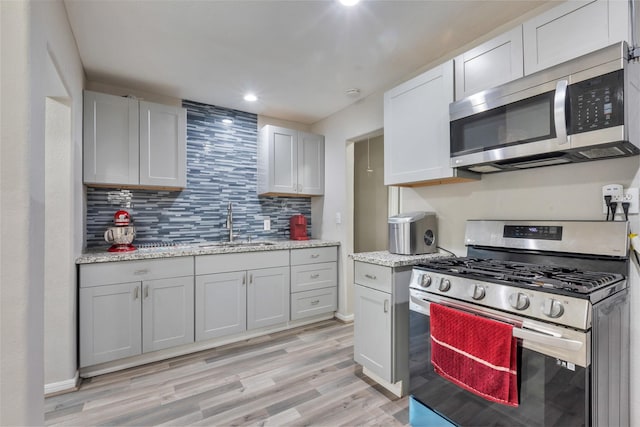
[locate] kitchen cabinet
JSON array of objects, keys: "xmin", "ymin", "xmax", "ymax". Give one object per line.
[
  {"xmin": 454, "ymin": 27, "xmax": 524, "ymax": 100},
  {"xmin": 353, "ymin": 261, "xmax": 410, "ymax": 397},
  {"xmin": 257, "ymin": 125, "xmax": 324, "ymax": 196},
  {"xmin": 83, "ymin": 90, "xmax": 187, "ymax": 188},
  {"xmin": 522, "ymin": 0, "xmax": 629, "ymax": 75},
  {"xmin": 79, "ymin": 257, "xmax": 194, "ymax": 367},
  {"xmin": 195, "ymin": 250, "xmax": 290, "ymax": 341},
  {"xmin": 290, "ymin": 246, "xmax": 338, "ymax": 320},
  {"xmin": 383, "ymin": 60, "xmax": 477, "ymax": 186},
  {"xmin": 195, "ymin": 271, "xmax": 246, "ymax": 341}
]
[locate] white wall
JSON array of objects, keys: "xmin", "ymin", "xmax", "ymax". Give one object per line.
[{"xmin": 1, "ymin": 0, "xmax": 84, "ymax": 423}]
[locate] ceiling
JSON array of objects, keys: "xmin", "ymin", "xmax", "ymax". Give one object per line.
[{"xmin": 64, "ymin": 0, "xmax": 550, "ymax": 124}]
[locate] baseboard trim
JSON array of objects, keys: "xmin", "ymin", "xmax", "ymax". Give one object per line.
[
  {"xmin": 334, "ymin": 312, "xmax": 354, "ymax": 323},
  {"xmin": 45, "ymin": 371, "xmax": 79, "ymax": 396}
]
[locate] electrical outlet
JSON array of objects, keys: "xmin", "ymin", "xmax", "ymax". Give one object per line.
[
  {"xmin": 602, "ymin": 184, "xmax": 624, "ymax": 214},
  {"xmin": 620, "ymin": 188, "xmax": 639, "ymax": 214},
  {"xmin": 263, "ymin": 217, "xmax": 271, "ymax": 231}
]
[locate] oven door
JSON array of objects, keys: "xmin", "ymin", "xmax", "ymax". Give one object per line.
[{"xmin": 409, "ymin": 289, "xmax": 590, "ymax": 427}]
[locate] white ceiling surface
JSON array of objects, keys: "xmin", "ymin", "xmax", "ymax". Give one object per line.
[{"xmin": 64, "ymin": 0, "xmax": 548, "ymax": 124}]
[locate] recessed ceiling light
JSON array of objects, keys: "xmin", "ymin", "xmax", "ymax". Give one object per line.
[
  {"xmin": 222, "ymin": 118, "xmax": 233, "ymax": 125},
  {"xmin": 339, "ymin": 0, "xmax": 360, "ymax": 6},
  {"xmin": 244, "ymin": 93, "xmax": 258, "ymax": 102}
]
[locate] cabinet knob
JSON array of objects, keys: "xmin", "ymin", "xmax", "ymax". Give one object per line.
[{"xmin": 384, "ymin": 299, "xmax": 389, "ymax": 313}]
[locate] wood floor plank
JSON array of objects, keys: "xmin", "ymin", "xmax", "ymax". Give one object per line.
[{"xmin": 45, "ymin": 320, "xmax": 409, "ymax": 426}]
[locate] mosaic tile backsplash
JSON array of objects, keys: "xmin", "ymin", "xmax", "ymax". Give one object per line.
[{"xmin": 85, "ymin": 100, "xmax": 311, "ymax": 248}]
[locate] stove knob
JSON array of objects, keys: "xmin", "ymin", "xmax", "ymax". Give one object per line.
[
  {"xmin": 438, "ymin": 278, "xmax": 451, "ymax": 292},
  {"xmin": 509, "ymin": 292, "xmax": 530, "ymax": 310},
  {"xmin": 470, "ymin": 284, "xmax": 486, "ymax": 300},
  {"xmin": 420, "ymin": 274, "xmax": 432, "ymax": 288},
  {"xmin": 542, "ymin": 298, "xmax": 564, "ymax": 318}
]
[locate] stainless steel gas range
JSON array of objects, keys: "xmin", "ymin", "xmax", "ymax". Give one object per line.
[{"xmin": 408, "ymin": 220, "xmax": 630, "ymax": 427}]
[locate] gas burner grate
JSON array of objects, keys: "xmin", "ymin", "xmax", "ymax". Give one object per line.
[{"xmin": 417, "ymin": 257, "xmax": 623, "ymax": 294}]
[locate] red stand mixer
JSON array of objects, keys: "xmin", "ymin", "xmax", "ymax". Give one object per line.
[
  {"xmin": 289, "ymin": 214, "xmax": 309, "ymax": 240},
  {"xmin": 105, "ymin": 210, "xmax": 136, "ymax": 252}
]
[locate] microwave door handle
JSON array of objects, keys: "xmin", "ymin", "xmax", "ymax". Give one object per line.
[{"xmin": 554, "ymin": 79, "xmax": 569, "ymax": 145}]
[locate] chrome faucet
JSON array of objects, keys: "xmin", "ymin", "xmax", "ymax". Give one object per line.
[{"xmin": 226, "ymin": 201, "xmax": 233, "ymax": 242}]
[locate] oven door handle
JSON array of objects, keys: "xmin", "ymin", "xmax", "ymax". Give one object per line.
[
  {"xmin": 410, "ymin": 294, "xmax": 583, "ymax": 352},
  {"xmin": 513, "ymin": 327, "xmax": 583, "ymax": 351}
]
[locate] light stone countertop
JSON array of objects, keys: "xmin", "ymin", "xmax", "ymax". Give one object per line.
[
  {"xmin": 76, "ymin": 239, "xmax": 340, "ymax": 264},
  {"xmin": 349, "ymin": 250, "xmax": 452, "ymax": 268}
]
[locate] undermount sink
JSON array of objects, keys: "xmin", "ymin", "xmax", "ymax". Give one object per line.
[{"xmin": 195, "ymin": 241, "xmax": 276, "ymax": 249}]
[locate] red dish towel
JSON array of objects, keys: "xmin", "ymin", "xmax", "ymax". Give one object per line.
[{"xmin": 430, "ymin": 303, "xmax": 519, "ymax": 407}]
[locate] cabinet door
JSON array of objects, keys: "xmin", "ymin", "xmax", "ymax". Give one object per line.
[
  {"xmin": 454, "ymin": 27, "xmax": 524, "ymax": 100},
  {"xmin": 139, "ymin": 101, "xmax": 187, "ymax": 188},
  {"xmin": 142, "ymin": 276, "xmax": 194, "ymax": 353},
  {"xmin": 79, "ymin": 282, "xmax": 142, "ymax": 367},
  {"xmin": 523, "ymin": 0, "xmax": 628, "ymax": 75},
  {"xmin": 265, "ymin": 125, "xmax": 298, "ymax": 194},
  {"xmin": 247, "ymin": 266, "xmax": 290, "ymax": 330},
  {"xmin": 297, "ymin": 132, "xmax": 324, "ymax": 195},
  {"xmin": 83, "ymin": 90, "xmax": 139, "ymax": 185},
  {"xmin": 195, "ymin": 271, "xmax": 247, "ymax": 341},
  {"xmin": 383, "ymin": 60, "xmax": 455, "ymax": 186},
  {"xmin": 354, "ymin": 284, "xmax": 392, "ymax": 382}
]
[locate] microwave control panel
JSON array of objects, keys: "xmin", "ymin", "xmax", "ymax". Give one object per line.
[{"xmin": 569, "ymin": 69, "xmax": 624, "ymax": 134}]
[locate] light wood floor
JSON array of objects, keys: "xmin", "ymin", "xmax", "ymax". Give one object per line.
[{"xmin": 45, "ymin": 320, "xmax": 409, "ymax": 426}]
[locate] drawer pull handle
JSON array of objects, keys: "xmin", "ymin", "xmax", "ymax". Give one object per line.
[
  {"xmin": 134, "ymin": 287, "xmax": 139, "ymax": 300},
  {"xmin": 144, "ymin": 285, "xmax": 150, "ymax": 299},
  {"xmin": 310, "ymin": 273, "xmax": 320, "ymax": 279},
  {"xmin": 242, "ymin": 275, "xmax": 246, "ymax": 285},
  {"xmin": 311, "ymin": 254, "xmax": 320, "ymax": 259},
  {"xmin": 134, "ymin": 269, "xmax": 149, "ymax": 275},
  {"xmin": 365, "ymin": 274, "xmax": 377, "ymax": 280},
  {"xmin": 249, "ymin": 274, "xmax": 253, "ymax": 284},
  {"xmin": 384, "ymin": 299, "xmax": 389, "ymax": 313},
  {"xmin": 311, "ymin": 299, "xmax": 320, "ymax": 305}
]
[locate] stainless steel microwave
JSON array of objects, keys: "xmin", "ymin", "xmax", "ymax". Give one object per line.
[{"xmin": 449, "ymin": 42, "xmax": 640, "ymax": 173}]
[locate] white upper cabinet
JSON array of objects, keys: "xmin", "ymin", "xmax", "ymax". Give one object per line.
[
  {"xmin": 139, "ymin": 101, "xmax": 187, "ymax": 188},
  {"xmin": 384, "ymin": 60, "xmax": 477, "ymax": 186},
  {"xmin": 523, "ymin": 0, "xmax": 629, "ymax": 75},
  {"xmin": 83, "ymin": 91, "xmax": 139, "ymax": 186},
  {"xmin": 258, "ymin": 125, "xmax": 324, "ymax": 196},
  {"xmin": 83, "ymin": 90, "xmax": 187, "ymax": 189},
  {"xmin": 454, "ymin": 27, "xmax": 524, "ymax": 100}
]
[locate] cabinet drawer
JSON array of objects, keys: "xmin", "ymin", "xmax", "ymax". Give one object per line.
[
  {"xmin": 290, "ymin": 246, "xmax": 337, "ymax": 265},
  {"xmin": 291, "ymin": 262, "xmax": 337, "ymax": 293},
  {"xmin": 196, "ymin": 250, "xmax": 289, "ymax": 275},
  {"xmin": 354, "ymin": 262, "xmax": 392, "ymax": 293},
  {"xmin": 80, "ymin": 257, "xmax": 194, "ymax": 288},
  {"xmin": 291, "ymin": 287, "xmax": 337, "ymax": 320}
]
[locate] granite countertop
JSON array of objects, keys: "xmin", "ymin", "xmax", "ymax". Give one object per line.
[
  {"xmin": 76, "ymin": 239, "xmax": 341, "ymax": 264},
  {"xmin": 349, "ymin": 250, "xmax": 452, "ymax": 268}
]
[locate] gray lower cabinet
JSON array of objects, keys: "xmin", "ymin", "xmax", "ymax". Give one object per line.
[
  {"xmin": 195, "ymin": 271, "xmax": 246, "ymax": 341},
  {"xmin": 79, "ymin": 282, "xmax": 142, "ymax": 366},
  {"xmin": 354, "ymin": 284, "xmax": 391, "ymax": 379},
  {"xmin": 195, "ymin": 250, "xmax": 290, "ymax": 341},
  {"xmin": 79, "ymin": 257, "xmax": 194, "ymax": 367},
  {"xmin": 247, "ymin": 266, "xmax": 290, "ymax": 329},
  {"xmin": 353, "ymin": 261, "xmax": 410, "ymax": 396},
  {"xmin": 290, "ymin": 247, "xmax": 338, "ymax": 320}
]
